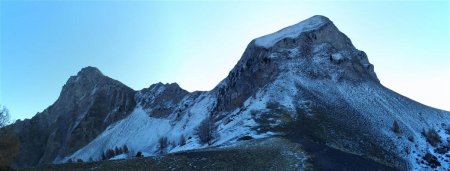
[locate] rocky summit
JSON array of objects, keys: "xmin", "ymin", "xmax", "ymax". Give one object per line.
[
  {"xmin": 10, "ymin": 66, "xmax": 136, "ymax": 167},
  {"xmin": 3, "ymin": 15, "xmax": 449, "ymax": 171}
]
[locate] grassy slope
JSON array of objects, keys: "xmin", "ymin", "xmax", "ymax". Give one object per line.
[
  {"xmin": 19, "ymin": 136, "xmax": 399, "ymax": 171},
  {"xmin": 21, "ymin": 138, "xmax": 311, "ymax": 171}
]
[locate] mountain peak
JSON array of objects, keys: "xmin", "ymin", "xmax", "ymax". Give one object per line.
[
  {"xmin": 151, "ymin": 82, "xmax": 182, "ymax": 90},
  {"xmin": 254, "ymin": 15, "xmax": 331, "ymax": 48},
  {"xmin": 138, "ymin": 82, "xmax": 186, "ymax": 99},
  {"xmin": 66, "ymin": 66, "xmax": 106, "ymax": 85},
  {"xmin": 77, "ymin": 66, "xmax": 104, "ymax": 77},
  {"xmin": 64, "ymin": 66, "xmax": 131, "ymax": 96}
]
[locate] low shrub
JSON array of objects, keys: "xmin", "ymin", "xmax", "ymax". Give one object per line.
[
  {"xmin": 179, "ymin": 135, "xmax": 186, "ymax": 146},
  {"xmin": 237, "ymin": 135, "xmax": 254, "ymax": 141},
  {"xmin": 422, "ymin": 128, "xmax": 442, "ymax": 147},
  {"xmin": 391, "ymin": 120, "xmax": 400, "ymax": 134},
  {"xmin": 423, "ymin": 152, "xmax": 441, "ymax": 168},
  {"xmin": 135, "ymin": 151, "xmax": 143, "ymax": 158}
]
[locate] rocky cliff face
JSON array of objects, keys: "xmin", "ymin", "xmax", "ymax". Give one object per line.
[
  {"xmin": 12, "ymin": 67, "xmax": 136, "ymax": 167},
  {"xmin": 136, "ymin": 83, "xmax": 189, "ymax": 118},
  {"xmin": 8, "ymin": 16, "xmax": 450, "ymax": 170},
  {"xmin": 214, "ymin": 16, "xmax": 378, "ymax": 113}
]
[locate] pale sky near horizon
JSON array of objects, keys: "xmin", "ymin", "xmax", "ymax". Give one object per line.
[{"xmin": 1, "ymin": 1, "xmax": 449, "ymax": 122}]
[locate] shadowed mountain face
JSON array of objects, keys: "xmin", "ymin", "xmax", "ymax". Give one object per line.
[
  {"xmin": 11, "ymin": 67, "xmax": 137, "ymax": 167},
  {"xmin": 7, "ymin": 16, "xmax": 449, "ymax": 170}
]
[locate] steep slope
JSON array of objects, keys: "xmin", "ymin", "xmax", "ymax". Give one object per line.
[
  {"xmin": 11, "ymin": 67, "xmax": 136, "ymax": 167},
  {"xmin": 219, "ymin": 15, "xmax": 449, "ymax": 170},
  {"xmin": 137, "ymin": 83, "xmax": 189, "ymax": 118},
  {"xmin": 9, "ymin": 15, "xmax": 449, "ymax": 170},
  {"xmin": 66, "ymin": 16, "xmax": 450, "ymax": 170},
  {"xmin": 67, "ymin": 83, "xmax": 219, "ymax": 161}
]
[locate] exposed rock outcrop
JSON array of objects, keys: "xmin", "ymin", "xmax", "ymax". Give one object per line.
[
  {"xmin": 214, "ymin": 15, "xmax": 378, "ymax": 113},
  {"xmin": 12, "ymin": 66, "xmax": 136, "ymax": 167},
  {"xmin": 7, "ymin": 16, "xmax": 450, "ymax": 170},
  {"xmin": 136, "ymin": 83, "xmax": 189, "ymax": 118}
]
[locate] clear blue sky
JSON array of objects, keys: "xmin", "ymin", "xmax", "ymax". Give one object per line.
[{"xmin": 1, "ymin": 1, "xmax": 449, "ymax": 122}]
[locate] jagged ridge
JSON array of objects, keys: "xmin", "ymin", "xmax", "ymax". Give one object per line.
[
  {"xmin": 11, "ymin": 66, "xmax": 136, "ymax": 167},
  {"xmin": 7, "ymin": 16, "xmax": 450, "ymax": 170}
]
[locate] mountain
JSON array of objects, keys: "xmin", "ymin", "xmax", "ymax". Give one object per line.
[
  {"xmin": 5, "ymin": 15, "xmax": 449, "ymax": 170},
  {"xmin": 10, "ymin": 67, "xmax": 136, "ymax": 167}
]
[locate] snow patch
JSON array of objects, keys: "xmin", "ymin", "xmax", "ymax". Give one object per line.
[
  {"xmin": 110, "ymin": 154, "xmax": 128, "ymax": 160},
  {"xmin": 255, "ymin": 15, "xmax": 328, "ymax": 48},
  {"xmin": 331, "ymin": 52, "xmax": 344, "ymax": 61},
  {"xmin": 65, "ymin": 107, "xmax": 172, "ymax": 162}
]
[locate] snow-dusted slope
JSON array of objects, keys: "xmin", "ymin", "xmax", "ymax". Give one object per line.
[
  {"xmin": 65, "ymin": 88, "xmax": 211, "ymax": 161},
  {"xmin": 66, "ymin": 87, "xmax": 267, "ymax": 162},
  {"xmin": 60, "ymin": 15, "xmax": 449, "ymax": 170},
  {"xmin": 255, "ymin": 15, "xmax": 329, "ymax": 48}
]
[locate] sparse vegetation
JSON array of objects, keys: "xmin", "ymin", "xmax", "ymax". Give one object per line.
[
  {"xmin": 135, "ymin": 151, "xmax": 143, "ymax": 158},
  {"xmin": 196, "ymin": 116, "xmax": 218, "ymax": 145},
  {"xmin": 100, "ymin": 145, "xmax": 129, "ymax": 161},
  {"xmin": 237, "ymin": 135, "xmax": 254, "ymax": 141},
  {"xmin": 101, "ymin": 153, "xmax": 106, "ymax": 161},
  {"xmin": 0, "ymin": 126, "xmax": 20, "ymax": 168},
  {"xmin": 158, "ymin": 136, "xmax": 168, "ymax": 154},
  {"xmin": 435, "ymin": 145, "xmax": 449, "ymax": 154},
  {"xmin": 123, "ymin": 144, "xmax": 129, "ymax": 154},
  {"xmin": 422, "ymin": 152, "xmax": 441, "ymax": 168},
  {"xmin": 106, "ymin": 149, "xmax": 115, "ymax": 159},
  {"xmin": 115, "ymin": 147, "xmax": 123, "ymax": 156},
  {"xmin": 422, "ymin": 128, "xmax": 442, "ymax": 147},
  {"xmin": 391, "ymin": 120, "xmax": 400, "ymax": 134},
  {"xmin": 19, "ymin": 137, "xmax": 397, "ymax": 171},
  {"xmin": 0, "ymin": 106, "xmax": 10, "ymax": 128},
  {"xmin": 255, "ymin": 102, "xmax": 293, "ymax": 134},
  {"xmin": 179, "ymin": 135, "xmax": 186, "ymax": 146}
]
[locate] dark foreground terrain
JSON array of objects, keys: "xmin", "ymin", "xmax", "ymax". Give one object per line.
[{"xmin": 20, "ymin": 137, "xmax": 397, "ymax": 171}]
